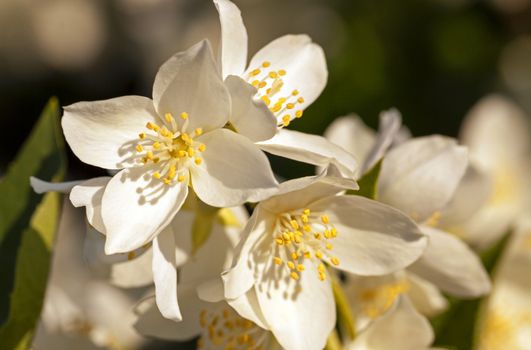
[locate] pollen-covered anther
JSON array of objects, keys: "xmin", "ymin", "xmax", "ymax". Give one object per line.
[
  {"xmin": 135, "ymin": 111, "xmax": 205, "ymax": 185},
  {"xmin": 273, "ymin": 208, "xmax": 340, "ymax": 281}
]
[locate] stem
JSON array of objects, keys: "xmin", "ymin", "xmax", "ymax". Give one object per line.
[
  {"xmin": 331, "ymin": 273, "xmax": 357, "ymax": 341},
  {"xmin": 325, "ymin": 329, "xmax": 343, "ymax": 350}
]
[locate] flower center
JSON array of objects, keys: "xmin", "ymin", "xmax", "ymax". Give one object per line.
[
  {"xmin": 246, "ymin": 61, "xmax": 305, "ymax": 127},
  {"xmin": 197, "ymin": 307, "xmax": 267, "ymax": 350},
  {"xmin": 358, "ymin": 280, "xmax": 409, "ymax": 320},
  {"xmin": 134, "ymin": 112, "xmax": 205, "ymax": 185},
  {"xmin": 272, "ymin": 208, "xmax": 340, "ymax": 282}
]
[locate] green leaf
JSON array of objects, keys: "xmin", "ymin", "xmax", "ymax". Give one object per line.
[
  {"xmin": 0, "ymin": 98, "xmax": 66, "ymax": 349},
  {"xmin": 431, "ymin": 233, "xmax": 511, "ymax": 349},
  {"xmin": 331, "ymin": 273, "xmax": 356, "ymax": 342},
  {"xmin": 191, "ymin": 201, "xmax": 219, "ymax": 255},
  {"xmin": 349, "ymin": 160, "xmax": 382, "ymax": 199}
]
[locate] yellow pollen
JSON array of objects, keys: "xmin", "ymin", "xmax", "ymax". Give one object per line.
[
  {"xmin": 153, "ymin": 172, "xmax": 161, "ymax": 179},
  {"xmin": 282, "ymin": 115, "xmax": 291, "ymax": 126},
  {"xmin": 314, "ymin": 233, "xmax": 321, "ymax": 240},
  {"xmin": 198, "ymin": 143, "xmax": 206, "ymax": 152},
  {"xmin": 261, "ymin": 95, "xmax": 271, "ymax": 106},
  {"xmin": 268, "ymin": 71, "xmax": 278, "ymax": 78},
  {"xmin": 251, "ymin": 80, "xmax": 259, "ymax": 87},
  {"xmin": 303, "ymin": 225, "xmax": 311, "ymax": 232},
  {"xmin": 297, "ymin": 97, "xmax": 305, "ymax": 103},
  {"xmin": 136, "ymin": 144, "xmax": 144, "ymax": 152},
  {"xmin": 294, "ymin": 235, "xmax": 302, "ymax": 243},
  {"xmin": 303, "ymin": 208, "xmax": 310, "ymax": 215},
  {"xmin": 326, "ymin": 243, "xmax": 333, "ymax": 250},
  {"xmin": 278, "ymin": 69, "xmax": 286, "ymax": 76},
  {"xmin": 318, "ymin": 264, "xmax": 326, "ymax": 273},
  {"xmin": 258, "ymin": 81, "xmax": 267, "ymax": 88},
  {"xmin": 274, "ymin": 257, "xmax": 282, "ymax": 265},
  {"xmin": 153, "ymin": 142, "xmax": 161, "ymax": 149},
  {"xmin": 180, "ymin": 112, "xmax": 188, "ymax": 120},
  {"xmin": 290, "ymin": 272, "xmax": 300, "ymax": 280},
  {"xmin": 250, "ymin": 68, "xmax": 261, "ymax": 76},
  {"xmin": 195, "ymin": 157, "xmax": 203, "ymax": 165},
  {"xmin": 275, "ymin": 237, "xmax": 284, "ymax": 245},
  {"xmin": 163, "ymin": 178, "xmax": 171, "ymax": 185},
  {"xmin": 297, "ymin": 264, "xmax": 305, "ymax": 271},
  {"xmin": 301, "ymin": 214, "xmax": 309, "ymax": 223},
  {"xmin": 138, "ymin": 132, "xmax": 146, "ymax": 139},
  {"xmin": 178, "ymin": 175, "xmax": 186, "ymax": 182},
  {"xmin": 287, "ymin": 261, "xmax": 295, "ymax": 270},
  {"xmin": 292, "ymin": 89, "xmax": 299, "ymax": 96},
  {"xmin": 291, "ymin": 252, "xmax": 298, "ymax": 260},
  {"xmin": 195, "ymin": 127, "xmax": 203, "ymax": 136},
  {"xmin": 187, "ymin": 148, "xmax": 195, "ymax": 157},
  {"xmin": 178, "ymin": 150, "xmax": 187, "ymax": 158},
  {"xmin": 324, "ymin": 230, "xmax": 331, "ymax": 239},
  {"xmin": 261, "ymin": 61, "xmax": 271, "ymax": 68},
  {"xmin": 290, "ymin": 220, "xmax": 299, "ymax": 230},
  {"xmin": 304, "ymin": 251, "xmax": 311, "ymax": 259},
  {"xmin": 164, "ymin": 113, "xmax": 174, "ymax": 122},
  {"xmin": 146, "ymin": 122, "xmax": 155, "ymax": 130},
  {"xmin": 286, "ymin": 103, "xmax": 295, "ymax": 109},
  {"xmin": 146, "ymin": 151, "xmax": 154, "ymax": 159},
  {"xmin": 282, "ymin": 232, "xmax": 291, "ymax": 241},
  {"xmin": 295, "ymin": 110, "xmax": 303, "ymax": 118},
  {"xmin": 331, "ymin": 228, "xmax": 338, "ymax": 237},
  {"xmin": 321, "ymin": 215, "xmax": 329, "ymax": 224},
  {"xmin": 315, "ymin": 250, "xmax": 323, "ymax": 259},
  {"xmin": 330, "ymin": 257, "xmax": 340, "ymax": 266},
  {"xmin": 319, "ymin": 272, "xmax": 326, "ymax": 281}
]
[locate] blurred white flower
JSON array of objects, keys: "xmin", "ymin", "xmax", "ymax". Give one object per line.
[
  {"xmin": 441, "ymin": 95, "xmax": 531, "ymax": 250},
  {"xmin": 32, "ymin": 201, "xmax": 145, "ymax": 350},
  {"xmin": 346, "ymin": 296, "xmax": 437, "ymax": 350},
  {"xmin": 475, "ymin": 217, "xmax": 531, "ymax": 350},
  {"xmin": 61, "ymin": 39, "xmax": 278, "ymax": 259},
  {"xmin": 221, "ymin": 175, "xmax": 426, "ymax": 350}
]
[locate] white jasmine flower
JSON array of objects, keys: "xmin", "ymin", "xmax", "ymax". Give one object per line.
[
  {"xmin": 61, "ymin": 39, "xmax": 278, "ymax": 257},
  {"xmin": 346, "ymin": 296, "xmax": 437, "ymax": 350},
  {"xmin": 441, "ymin": 94, "xmax": 531, "ymax": 250},
  {"xmin": 221, "ymin": 176, "xmax": 426, "ymax": 350},
  {"xmin": 33, "ymin": 201, "xmax": 145, "ymax": 350},
  {"xmin": 213, "ymin": 0, "xmax": 358, "ymax": 177},
  {"xmin": 475, "ymin": 217, "xmax": 531, "ymax": 350}
]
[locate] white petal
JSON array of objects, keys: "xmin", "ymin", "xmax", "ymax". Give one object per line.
[
  {"xmin": 311, "ymin": 195, "xmax": 427, "ymax": 275},
  {"xmin": 461, "ymin": 94, "xmax": 530, "ymax": 170},
  {"xmin": 406, "ymin": 273, "xmax": 448, "ymax": 317},
  {"xmin": 227, "ymin": 289, "xmax": 269, "ymax": 330},
  {"xmin": 70, "ymin": 177, "xmax": 110, "ymax": 233},
  {"xmin": 225, "ymin": 75, "xmax": 277, "ymax": 142},
  {"xmin": 408, "ymin": 226, "xmax": 491, "ymax": 297},
  {"xmin": 178, "ymin": 210, "xmax": 242, "ymax": 286},
  {"xmin": 324, "ymin": 115, "xmax": 376, "ymax": 172},
  {"xmin": 110, "ymin": 248, "xmax": 154, "ymax": 288},
  {"xmin": 378, "ymin": 135, "xmax": 468, "ymax": 223},
  {"xmin": 214, "ymin": 0, "xmax": 247, "ymax": 78},
  {"xmin": 261, "ymin": 175, "xmax": 358, "ymax": 214},
  {"xmin": 102, "ymin": 167, "xmax": 188, "ymax": 254},
  {"xmin": 258, "ymin": 129, "xmax": 358, "ymax": 178},
  {"xmin": 152, "ymin": 40, "xmax": 230, "ymax": 133},
  {"xmin": 152, "ymin": 226, "xmax": 181, "ymax": 321},
  {"xmin": 439, "ymin": 164, "xmax": 492, "ymax": 227},
  {"xmin": 191, "ymin": 128, "xmax": 278, "ymax": 207},
  {"xmin": 247, "ymin": 34, "xmax": 327, "ymax": 112},
  {"xmin": 255, "ymin": 258, "xmax": 335, "ymax": 350},
  {"xmin": 134, "ymin": 288, "xmax": 210, "ymax": 341},
  {"xmin": 361, "ymin": 109, "xmax": 402, "ymax": 175},
  {"xmin": 349, "ymin": 296, "xmax": 434, "ymax": 350},
  {"xmin": 30, "ymin": 177, "xmax": 82, "ymax": 194},
  {"xmin": 222, "ymin": 207, "xmax": 268, "ymax": 299},
  {"xmin": 62, "ymin": 96, "xmax": 158, "ymax": 169}
]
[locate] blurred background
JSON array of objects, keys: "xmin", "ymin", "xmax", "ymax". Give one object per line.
[
  {"xmin": 2, "ymin": 0, "xmax": 531, "ymax": 179},
  {"xmin": 1, "ymin": 0, "xmax": 531, "ymax": 349}
]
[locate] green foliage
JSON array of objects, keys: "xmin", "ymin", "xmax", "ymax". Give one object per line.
[
  {"xmin": 191, "ymin": 201, "xmax": 219, "ymax": 255},
  {"xmin": 350, "ymin": 161, "xmax": 382, "ymax": 200},
  {"xmin": 0, "ymin": 98, "xmax": 66, "ymax": 349},
  {"xmin": 431, "ymin": 233, "xmax": 511, "ymax": 350}
]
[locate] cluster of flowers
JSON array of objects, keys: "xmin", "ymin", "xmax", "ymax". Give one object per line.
[{"xmin": 31, "ymin": 0, "xmax": 531, "ymax": 349}]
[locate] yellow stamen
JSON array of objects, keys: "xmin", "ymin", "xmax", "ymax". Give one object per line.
[
  {"xmin": 180, "ymin": 112, "xmax": 188, "ymax": 120},
  {"xmin": 290, "ymin": 272, "xmax": 300, "ymax": 280},
  {"xmin": 178, "ymin": 175, "xmax": 186, "ymax": 182},
  {"xmin": 295, "ymin": 110, "xmax": 303, "ymax": 118},
  {"xmin": 290, "ymin": 220, "xmax": 299, "ymax": 230},
  {"xmin": 287, "ymin": 261, "xmax": 295, "ymax": 270},
  {"xmin": 165, "ymin": 113, "xmax": 174, "ymax": 122},
  {"xmin": 195, "ymin": 157, "xmax": 203, "ymax": 165},
  {"xmin": 278, "ymin": 69, "xmax": 286, "ymax": 76},
  {"xmin": 138, "ymin": 132, "xmax": 146, "ymax": 139},
  {"xmin": 198, "ymin": 143, "xmax": 206, "ymax": 152},
  {"xmin": 136, "ymin": 144, "xmax": 144, "ymax": 152},
  {"xmin": 321, "ymin": 215, "xmax": 329, "ymax": 224},
  {"xmin": 153, "ymin": 172, "xmax": 161, "ymax": 179},
  {"xmin": 274, "ymin": 257, "xmax": 282, "ymax": 265},
  {"xmin": 330, "ymin": 257, "xmax": 340, "ymax": 266},
  {"xmin": 282, "ymin": 115, "xmax": 290, "ymax": 126},
  {"xmin": 195, "ymin": 127, "xmax": 203, "ymax": 136},
  {"xmin": 262, "ymin": 61, "xmax": 271, "ymax": 68}
]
